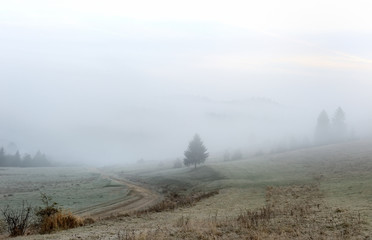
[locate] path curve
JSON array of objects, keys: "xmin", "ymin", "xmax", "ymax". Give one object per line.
[{"xmin": 74, "ymin": 174, "xmax": 162, "ymax": 219}]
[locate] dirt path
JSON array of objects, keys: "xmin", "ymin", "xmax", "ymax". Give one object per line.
[{"xmin": 74, "ymin": 174, "xmax": 162, "ymax": 219}]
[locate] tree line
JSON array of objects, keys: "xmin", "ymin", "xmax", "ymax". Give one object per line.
[
  {"xmin": 0, "ymin": 148, "xmax": 50, "ymax": 167},
  {"xmin": 314, "ymin": 107, "xmax": 349, "ymax": 145},
  {"xmin": 181, "ymin": 107, "xmax": 351, "ymax": 169}
]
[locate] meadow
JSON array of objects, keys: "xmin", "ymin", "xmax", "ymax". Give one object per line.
[
  {"xmin": 0, "ymin": 167, "xmax": 129, "ymax": 214},
  {"xmin": 2, "ymin": 140, "xmax": 372, "ymax": 239},
  {"xmin": 108, "ymin": 139, "xmax": 372, "ymax": 238}
]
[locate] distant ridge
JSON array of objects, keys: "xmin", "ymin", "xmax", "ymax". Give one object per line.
[{"xmin": 182, "ymin": 95, "xmax": 280, "ymax": 106}]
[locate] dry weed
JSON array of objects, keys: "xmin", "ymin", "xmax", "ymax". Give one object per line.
[
  {"xmin": 38, "ymin": 211, "xmax": 84, "ymax": 234},
  {"xmin": 1, "ymin": 201, "xmax": 32, "ymax": 237}
]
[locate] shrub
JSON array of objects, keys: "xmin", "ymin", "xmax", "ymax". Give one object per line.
[
  {"xmin": 35, "ymin": 192, "xmax": 60, "ymax": 219},
  {"xmin": 1, "ymin": 201, "xmax": 32, "ymax": 237},
  {"xmin": 35, "ymin": 192, "xmax": 84, "ymax": 234},
  {"xmin": 38, "ymin": 211, "xmax": 83, "ymax": 234}
]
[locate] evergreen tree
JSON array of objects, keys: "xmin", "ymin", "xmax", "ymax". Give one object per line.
[
  {"xmin": 184, "ymin": 134, "xmax": 209, "ymax": 169},
  {"xmin": 332, "ymin": 107, "xmax": 347, "ymax": 141},
  {"xmin": 33, "ymin": 151, "xmax": 49, "ymax": 167},
  {"xmin": 314, "ymin": 110, "xmax": 331, "ymax": 145},
  {"xmin": 13, "ymin": 151, "xmax": 22, "ymax": 167},
  {"xmin": 22, "ymin": 154, "xmax": 33, "ymax": 167},
  {"xmin": 0, "ymin": 147, "xmax": 5, "ymax": 166},
  {"xmin": 0, "ymin": 147, "xmax": 50, "ymax": 167}
]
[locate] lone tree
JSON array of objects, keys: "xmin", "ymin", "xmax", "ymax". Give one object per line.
[{"xmin": 184, "ymin": 134, "xmax": 209, "ymax": 169}]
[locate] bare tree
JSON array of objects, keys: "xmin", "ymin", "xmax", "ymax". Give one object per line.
[{"xmin": 1, "ymin": 202, "xmax": 32, "ymax": 237}]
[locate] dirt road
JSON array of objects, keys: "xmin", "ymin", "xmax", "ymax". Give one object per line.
[{"xmin": 74, "ymin": 174, "xmax": 162, "ymax": 219}]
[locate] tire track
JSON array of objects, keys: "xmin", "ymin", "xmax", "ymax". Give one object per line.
[{"xmin": 74, "ymin": 174, "xmax": 162, "ymax": 219}]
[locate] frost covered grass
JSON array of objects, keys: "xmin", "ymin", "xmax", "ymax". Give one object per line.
[
  {"xmin": 114, "ymin": 140, "xmax": 372, "ymax": 231},
  {"xmin": 0, "ymin": 167, "xmax": 129, "ymax": 213},
  {"xmin": 4, "ymin": 140, "xmax": 372, "ymax": 239}
]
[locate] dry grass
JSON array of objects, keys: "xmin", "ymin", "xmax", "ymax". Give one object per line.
[
  {"xmin": 38, "ymin": 211, "xmax": 84, "ymax": 234},
  {"xmin": 32, "ymin": 192, "xmax": 90, "ymax": 235},
  {"xmin": 117, "ymin": 228, "xmax": 168, "ymax": 240},
  {"xmin": 116, "ymin": 184, "xmax": 367, "ymax": 239},
  {"xmin": 233, "ymin": 184, "xmax": 365, "ymax": 239},
  {"xmin": 132, "ymin": 190, "xmax": 219, "ymax": 216}
]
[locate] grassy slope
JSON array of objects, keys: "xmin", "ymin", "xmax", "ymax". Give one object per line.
[
  {"xmin": 118, "ymin": 140, "xmax": 372, "ymax": 224},
  {"xmin": 8, "ymin": 140, "xmax": 372, "ymax": 239}
]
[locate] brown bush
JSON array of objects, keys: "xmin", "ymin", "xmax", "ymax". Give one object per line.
[
  {"xmin": 38, "ymin": 211, "xmax": 84, "ymax": 234},
  {"xmin": 35, "ymin": 193, "xmax": 86, "ymax": 234}
]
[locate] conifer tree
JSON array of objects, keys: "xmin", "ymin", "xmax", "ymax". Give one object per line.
[
  {"xmin": 314, "ymin": 110, "xmax": 331, "ymax": 145},
  {"xmin": 184, "ymin": 134, "xmax": 209, "ymax": 169},
  {"xmin": 332, "ymin": 107, "xmax": 347, "ymax": 141}
]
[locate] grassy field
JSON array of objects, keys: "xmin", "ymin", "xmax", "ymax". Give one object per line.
[
  {"xmin": 0, "ymin": 167, "xmax": 130, "ymax": 213},
  {"xmin": 106, "ymin": 139, "xmax": 372, "ymax": 238},
  {"xmin": 123, "ymin": 140, "xmax": 372, "ymax": 203},
  {"xmin": 2, "ymin": 140, "xmax": 372, "ymax": 239}
]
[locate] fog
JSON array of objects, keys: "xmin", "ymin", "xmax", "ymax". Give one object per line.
[{"xmin": 1, "ymin": 1, "xmax": 372, "ymax": 165}]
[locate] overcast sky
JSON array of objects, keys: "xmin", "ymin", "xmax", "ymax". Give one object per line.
[{"xmin": 1, "ymin": 1, "xmax": 372, "ymax": 165}]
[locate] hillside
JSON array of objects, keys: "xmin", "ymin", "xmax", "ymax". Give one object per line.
[{"xmin": 9, "ymin": 140, "xmax": 372, "ymax": 239}]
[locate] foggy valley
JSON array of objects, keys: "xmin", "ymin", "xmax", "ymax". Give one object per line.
[{"xmin": 1, "ymin": 0, "xmax": 372, "ymax": 239}]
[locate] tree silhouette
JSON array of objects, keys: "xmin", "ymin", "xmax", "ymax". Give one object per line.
[
  {"xmin": 314, "ymin": 110, "xmax": 331, "ymax": 145},
  {"xmin": 0, "ymin": 147, "xmax": 5, "ymax": 166},
  {"xmin": 0, "ymin": 148, "xmax": 50, "ymax": 167},
  {"xmin": 13, "ymin": 151, "xmax": 21, "ymax": 167},
  {"xmin": 21, "ymin": 154, "xmax": 33, "ymax": 167},
  {"xmin": 184, "ymin": 134, "xmax": 209, "ymax": 169},
  {"xmin": 332, "ymin": 107, "xmax": 347, "ymax": 141}
]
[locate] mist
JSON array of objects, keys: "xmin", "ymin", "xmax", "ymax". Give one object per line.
[{"xmin": 1, "ymin": 1, "xmax": 372, "ymax": 166}]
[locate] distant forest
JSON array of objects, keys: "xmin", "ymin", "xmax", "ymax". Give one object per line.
[{"xmin": 0, "ymin": 148, "xmax": 51, "ymax": 167}]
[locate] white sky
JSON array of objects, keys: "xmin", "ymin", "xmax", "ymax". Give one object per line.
[
  {"xmin": 2, "ymin": 0, "xmax": 372, "ymax": 31},
  {"xmin": 1, "ymin": 0, "xmax": 372, "ymax": 164},
  {"xmin": 2, "ymin": 0, "xmax": 372, "ymax": 77}
]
